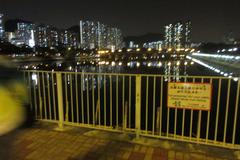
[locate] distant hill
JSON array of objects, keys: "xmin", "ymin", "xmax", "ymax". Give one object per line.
[
  {"xmin": 124, "ymin": 33, "xmax": 164, "ymax": 47},
  {"xmin": 5, "ymin": 19, "xmax": 33, "ymax": 32},
  {"xmin": 67, "ymin": 25, "xmax": 80, "ymax": 41},
  {"xmin": 67, "ymin": 25, "xmax": 80, "ymax": 34},
  {"xmin": 198, "ymin": 43, "xmax": 237, "ymax": 52}
]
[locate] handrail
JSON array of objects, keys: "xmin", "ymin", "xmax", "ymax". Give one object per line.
[{"xmin": 22, "ymin": 70, "xmax": 238, "ymax": 79}]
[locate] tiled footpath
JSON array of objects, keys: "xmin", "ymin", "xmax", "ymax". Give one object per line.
[{"xmin": 0, "ymin": 123, "xmax": 238, "ymax": 160}]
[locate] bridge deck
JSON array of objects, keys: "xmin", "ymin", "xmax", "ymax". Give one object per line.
[{"xmin": 0, "ymin": 122, "xmax": 238, "ymax": 160}]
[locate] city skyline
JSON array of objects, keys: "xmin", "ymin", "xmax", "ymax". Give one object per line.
[
  {"xmin": 1, "ymin": 0, "xmax": 240, "ymax": 43},
  {"xmin": 3, "ymin": 19, "xmax": 79, "ymax": 48},
  {"xmin": 1, "ymin": 15, "xmax": 124, "ymax": 50}
]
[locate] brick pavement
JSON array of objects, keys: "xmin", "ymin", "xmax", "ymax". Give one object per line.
[{"xmin": 0, "ymin": 123, "xmax": 238, "ymax": 160}]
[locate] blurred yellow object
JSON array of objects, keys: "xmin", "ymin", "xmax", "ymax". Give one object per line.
[
  {"xmin": 0, "ymin": 84, "xmax": 26, "ymax": 135},
  {"xmin": 8, "ymin": 81, "xmax": 28, "ymax": 103}
]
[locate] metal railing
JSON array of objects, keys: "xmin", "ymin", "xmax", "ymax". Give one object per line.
[{"xmin": 23, "ymin": 70, "xmax": 240, "ymax": 149}]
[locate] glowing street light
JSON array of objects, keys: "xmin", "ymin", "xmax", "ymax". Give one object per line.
[
  {"xmin": 233, "ymin": 77, "xmax": 239, "ymax": 81},
  {"xmin": 136, "ymin": 62, "xmax": 140, "ymax": 67},
  {"xmin": 157, "ymin": 62, "xmax": 162, "ymax": 67},
  {"xmin": 167, "ymin": 48, "xmax": 172, "ymax": 52},
  {"xmin": 111, "ymin": 61, "xmax": 116, "ymax": 66},
  {"xmin": 147, "ymin": 62, "xmax": 152, "ymax": 67}
]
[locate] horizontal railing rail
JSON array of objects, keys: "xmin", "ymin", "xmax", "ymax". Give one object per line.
[
  {"xmin": 25, "ymin": 70, "xmax": 236, "ymax": 79},
  {"xmin": 23, "ymin": 70, "xmax": 240, "ymax": 149}
]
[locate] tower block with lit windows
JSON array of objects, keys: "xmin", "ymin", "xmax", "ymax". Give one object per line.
[
  {"xmin": 0, "ymin": 13, "xmax": 4, "ymax": 39},
  {"xmin": 79, "ymin": 20, "xmax": 123, "ymax": 50},
  {"xmin": 164, "ymin": 21, "xmax": 191, "ymax": 52}
]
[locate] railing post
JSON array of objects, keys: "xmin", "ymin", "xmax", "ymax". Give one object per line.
[
  {"xmin": 156, "ymin": 107, "xmax": 160, "ymax": 133},
  {"xmin": 123, "ymin": 101, "xmax": 128, "ymax": 130},
  {"xmin": 135, "ymin": 75, "xmax": 141, "ymax": 139},
  {"xmin": 56, "ymin": 73, "xmax": 64, "ymax": 130}
]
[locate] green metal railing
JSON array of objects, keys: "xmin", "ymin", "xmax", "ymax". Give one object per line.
[{"xmin": 23, "ymin": 70, "xmax": 240, "ymax": 149}]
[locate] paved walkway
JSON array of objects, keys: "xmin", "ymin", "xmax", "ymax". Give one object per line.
[{"xmin": 0, "ymin": 123, "xmax": 239, "ymax": 160}]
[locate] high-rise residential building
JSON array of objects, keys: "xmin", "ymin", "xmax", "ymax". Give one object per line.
[
  {"xmin": 48, "ymin": 27, "xmax": 59, "ymax": 47},
  {"xmin": 35, "ymin": 24, "xmax": 48, "ymax": 47},
  {"xmin": 106, "ymin": 27, "xmax": 115, "ymax": 49},
  {"xmin": 0, "ymin": 14, "xmax": 5, "ymax": 39},
  {"xmin": 164, "ymin": 24, "xmax": 173, "ymax": 49},
  {"xmin": 164, "ymin": 21, "xmax": 191, "ymax": 49},
  {"xmin": 23, "ymin": 24, "xmax": 79, "ymax": 48},
  {"xmin": 98, "ymin": 22, "xmax": 108, "ymax": 49},
  {"xmin": 173, "ymin": 22, "xmax": 184, "ymax": 49},
  {"xmin": 16, "ymin": 22, "xmax": 36, "ymax": 47},
  {"xmin": 5, "ymin": 19, "xmax": 79, "ymax": 49},
  {"xmin": 185, "ymin": 21, "xmax": 191, "ymax": 48},
  {"xmin": 113, "ymin": 28, "xmax": 123, "ymax": 50},
  {"xmin": 59, "ymin": 30, "xmax": 78, "ymax": 48},
  {"xmin": 79, "ymin": 20, "xmax": 123, "ymax": 50},
  {"xmin": 80, "ymin": 20, "xmax": 98, "ymax": 49}
]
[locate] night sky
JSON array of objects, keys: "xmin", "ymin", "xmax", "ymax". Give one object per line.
[{"xmin": 1, "ymin": 0, "xmax": 240, "ymax": 43}]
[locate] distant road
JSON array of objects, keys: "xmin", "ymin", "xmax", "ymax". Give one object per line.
[{"xmin": 189, "ymin": 53, "xmax": 240, "ymax": 76}]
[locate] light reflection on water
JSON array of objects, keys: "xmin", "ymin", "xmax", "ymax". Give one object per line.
[
  {"xmin": 19, "ymin": 59, "xmax": 199, "ymax": 75},
  {"xmin": 23, "ymin": 59, "xmax": 211, "ymax": 90}
]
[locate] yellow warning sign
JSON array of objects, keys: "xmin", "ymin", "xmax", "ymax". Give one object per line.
[{"xmin": 167, "ymin": 82, "xmax": 212, "ymax": 110}]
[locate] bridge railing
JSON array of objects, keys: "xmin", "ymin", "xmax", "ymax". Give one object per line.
[{"xmin": 23, "ymin": 70, "xmax": 240, "ymax": 149}]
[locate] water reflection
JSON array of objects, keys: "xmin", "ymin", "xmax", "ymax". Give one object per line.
[
  {"xmin": 26, "ymin": 59, "xmax": 198, "ymax": 92},
  {"xmin": 20, "ymin": 58, "xmax": 201, "ymax": 78}
]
